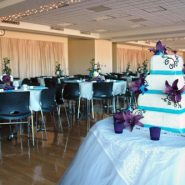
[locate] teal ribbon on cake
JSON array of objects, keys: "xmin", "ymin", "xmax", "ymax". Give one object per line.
[
  {"xmin": 138, "ymin": 105, "xmax": 185, "ymax": 114},
  {"xmin": 145, "ymin": 90, "xmax": 185, "ymax": 95},
  {"xmin": 150, "ymin": 70, "xmax": 183, "ymax": 75}
]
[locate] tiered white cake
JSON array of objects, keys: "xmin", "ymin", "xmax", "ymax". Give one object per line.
[{"xmin": 138, "ymin": 54, "xmax": 185, "ymax": 133}]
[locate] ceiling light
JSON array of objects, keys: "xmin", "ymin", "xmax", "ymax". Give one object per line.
[
  {"xmin": 0, "ymin": 0, "xmax": 81, "ymax": 23},
  {"xmin": 94, "ymin": 29, "xmax": 107, "ymax": 33},
  {"xmin": 129, "ymin": 18, "xmax": 147, "ymax": 23},
  {"xmin": 58, "ymin": 22, "xmax": 73, "ymax": 27},
  {"xmin": 87, "ymin": 5, "xmax": 111, "ymax": 12},
  {"xmin": 94, "ymin": 15, "xmax": 115, "ymax": 21},
  {"xmin": 130, "ymin": 24, "xmax": 141, "ymax": 28}
]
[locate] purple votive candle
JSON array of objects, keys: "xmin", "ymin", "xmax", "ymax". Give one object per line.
[
  {"xmin": 150, "ymin": 127, "xmax": 161, "ymax": 140},
  {"xmin": 113, "ymin": 115, "xmax": 124, "ymax": 134}
]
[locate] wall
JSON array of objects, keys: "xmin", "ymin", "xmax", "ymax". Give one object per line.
[
  {"xmin": 95, "ymin": 40, "xmax": 112, "ymax": 73},
  {"xmin": 113, "ymin": 44, "xmax": 153, "ymax": 72},
  {"xmin": 1, "ymin": 30, "xmax": 69, "ymax": 75},
  {"xmin": 112, "ymin": 43, "xmax": 117, "ymax": 72},
  {"xmin": 68, "ymin": 38, "xmax": 95, "ymax": 75}
]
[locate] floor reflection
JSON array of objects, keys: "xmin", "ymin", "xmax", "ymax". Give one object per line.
[{"xmin": 0, "ymin": 106, "xmax": 113, "ymax": 185}]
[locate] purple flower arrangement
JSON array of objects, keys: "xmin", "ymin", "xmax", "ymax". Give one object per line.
[
  {"xmin": 2, "ymin": 74, "xmax": 11, "ymax": 83},
  {"xmin": 149, "ymin": 41, "xmax": 167, "ymax": 55},
  {"xmin": 162, "ymin": 79, "xmax": 185, "ymax": 108},
  {"xmin": 123, "ymin": 110, "xmax": 144, "ymax": 131},
  {"xmin": 2, "ymin": 74, "xmax": 14, "ymax": 90},
  {"xmin": 113, "ymin": 110, "xmax": 144, "ymax": 133},
  {"xmin": 130, "ymin": 76, "xmax": 148, "ymax": 95},
  {"xmin": 149, "ymin": 40, "xmax": 178, "ymax": 56}
]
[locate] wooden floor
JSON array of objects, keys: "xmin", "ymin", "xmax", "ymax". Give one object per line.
[{"xmin": 0, "ymin": 111, "xmax": 109, "ymax": 185}]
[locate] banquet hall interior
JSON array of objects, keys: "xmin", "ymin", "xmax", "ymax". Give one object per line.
[{"xmin": 0, "ymin": 0, "xmax": 185, "ymax": 185}]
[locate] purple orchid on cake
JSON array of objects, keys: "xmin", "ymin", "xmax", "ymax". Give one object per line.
[
  {"xmin": 164, "ymin": 79, "xmax": 185, "ymax": 104},
  {"xmin": 130, "ymin": 76, "xmax": 148, "ymax": 95}
]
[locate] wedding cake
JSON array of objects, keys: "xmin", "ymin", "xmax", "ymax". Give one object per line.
[{"xmin": 138, "ymin": 41, "xmax": 185, "ymax": 133}]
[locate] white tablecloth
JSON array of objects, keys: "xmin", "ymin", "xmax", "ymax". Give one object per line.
[
  {"xmin": 29, "ymin": 89, "xmax": 44, "ymax": 111},
  {"xmin": 79, "ymin": 80, "xmax": 127, "ymax": 100},
  {"xmin": 58, "ymin": 117, "xmax": 185, "ymax": 185},
  {"xmin": 0, "ymin": 86, "xmax": 46, "ymax": 112}
]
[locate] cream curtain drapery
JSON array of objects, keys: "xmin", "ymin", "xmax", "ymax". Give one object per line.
[
  {"xmin": 0, "ymin": 37, "xmax": 65, "ymax": 78},
  {"xmin": 116, "ymin": 47, "xmax": 153, "ymax": 73}
]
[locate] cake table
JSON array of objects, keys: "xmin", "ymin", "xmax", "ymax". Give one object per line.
[{"xmin": 58, "ymin": 117, "xmax": 185, "ymax": 185}]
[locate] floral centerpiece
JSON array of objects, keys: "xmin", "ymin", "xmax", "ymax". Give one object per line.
[
  {"xmin": 2, "ymin": 57, "xmax": 11, "ymax": 75},
  {"xmin": 113, "ymin": 109, "xmax": 144, "ymax": 133},
  {"xmin": 88, "ymin": 58, "xmax": 104, "ymax": 81},
  {"xmin": 125, "ymin": 64, "xmax": 131, "ymax": 75},
  {"xmin": 137, "ymin": 60, "xmax": 149, "ymax": 76},
  {"xmin": 55, "ymin": 62, "xmax": 63, "ymax": 76},
  {"xmin": 88, "ymin": 58, "xmax": 101, "ymax": 78},
  {"xmin": 1, "ymin": 57, "xmax": 14, "ymax": 90}
]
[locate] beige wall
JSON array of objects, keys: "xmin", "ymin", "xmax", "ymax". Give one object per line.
[
  {"xmin": 2, "ymin": 30, "xmax": 69, "ymax": 75},
  {"xmin": 112, "ymin": 43, "xmax": 117, "ymax": 72},
  {"xmin": 68, "ymin": 38, "xmax": 95, "ymax": 75},
  {"xmin": 95, "ymin": 40, "xmax": 112, "ymax": 73}
]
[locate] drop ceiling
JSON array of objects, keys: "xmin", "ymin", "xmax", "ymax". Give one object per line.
[{"xmin": 1, "ymin": 0, "xmax": 185, "ymax": 49}]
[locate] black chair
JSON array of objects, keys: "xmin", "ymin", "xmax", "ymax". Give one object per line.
[
  {"xmin": 0, "ymin": 92, "xmax": 34, "ymax": 146},
  {"xmin": 63, "ymin": 83, "xmax": 81, "ymax": 126},
  {"xmin": 44, "ymin": 78, "xmax": 54, "ymax": 88},
  {"xmin": 44, "ymin": 78, "xmax": 57, "ymax": 89},
  {"xmin": 55, "ymin": 83, "xmax": 71, "ymax": 127},
  {"xmin": 30, "ymin": 77, "xmax": 40, "ymax": 86},
  {"xmin": 40, "ymin": 88, "xmax": 61, "ymax": 137},
  {"xmin": 22, "ymin": 78, "xmax": 31, "ymax": 86},
  {"xmin": 92, "ymin": 82, "xmax": 113, "ymax": 119}
]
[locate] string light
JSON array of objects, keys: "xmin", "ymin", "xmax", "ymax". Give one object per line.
[{"xmin": 0, "ymin": 0, "xmax": 81, "ymax": 24}]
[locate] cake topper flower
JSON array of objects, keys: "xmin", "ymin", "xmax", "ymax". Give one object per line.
[
  {"xmin": 149, "ymin": 41, "xmax": 167, "ymax": 55},
  {"xmin": 130, "ymin": 76, "xmax": 148, "ymax": 95},
  {"xmin": 162, "ymin": 79, "xmax": 185, "ymax": 108},
  {"xmin": 149, "ymin": 41, "xmax": 178, "ymax": 56},
  {"xmin": 123, "ymin": 110, "xmax": 144, "ymax": 131}
]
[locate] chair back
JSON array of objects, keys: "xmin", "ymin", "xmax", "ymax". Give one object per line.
[
  {"xmin": 40, "ymin": 89, "xmax": 56, "ymax": 111},
  {"xmin": 22, "ymin": 78, "xmax": 31, "ymax": 86},
  {"xmin": 93, "ymin": 82, "xmax": 113, "ymax": 99},
  {"xmin": 63, "ymin": 83, "xmax": 80, "ymax": 100},
  {"xmin": 30, "ymin": 77, "xmax": 40, "ymax": 86},
  {"xmin": 0, "ymin": 91, "xmax": 30, "ymax": 114},
  {"xmin": 55, "ymin": 83, "xmax": 65, "ymax": 105},
  {"xmin": 44, "ymin": 78, "xmax": 54, "ymax": 88}
]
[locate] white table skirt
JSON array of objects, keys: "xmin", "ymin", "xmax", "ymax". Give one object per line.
[
  {"xmin": 80, "ymin": 80, "xmax": 127, "ymax": 100},
  {"xmin": 58, "ymin": 117, "xmax": 185, "ymax": 185}
]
